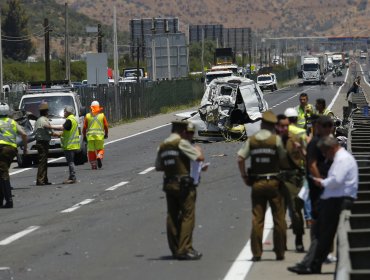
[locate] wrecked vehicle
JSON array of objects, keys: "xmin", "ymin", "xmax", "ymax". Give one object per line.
[{"xmin": 178, "ymin": 76, "xmax": 268, "ymax": 141}]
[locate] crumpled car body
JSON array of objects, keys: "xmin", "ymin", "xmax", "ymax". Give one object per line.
[{"xmin": 181, "ymin": 76, "xmax": 268, "ymax": 141}]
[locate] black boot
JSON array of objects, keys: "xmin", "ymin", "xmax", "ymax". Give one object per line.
[
  {"xmin": 0, "ymin": 179, "xmax": 4, "ymax": 207},
  {"xmin": 2, "ymin": 179, "xmax": 13, "ymax": 208}
]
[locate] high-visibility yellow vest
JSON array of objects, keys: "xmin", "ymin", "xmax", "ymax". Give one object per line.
[
  {"xmin": 61, "ymin": 115, "xmax": 80, "ymax": 150},
  {"xmin": 289, "ymin": 124, "xmax": 307, "ymax": 143},
  {"xmin": 0, "ymin": 117, "xmax": 17, "ymax": 148},
  {"xmin": 86, "ymin": 113, "xmax": 105, "ymax": 141},
  {"xmin": 296, "ymin": 104, "xmax": 313, "ymax": 128}
]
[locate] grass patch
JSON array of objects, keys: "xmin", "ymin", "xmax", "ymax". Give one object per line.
[
  {"xmin": 159, "ymin": 99, "xmax": 200, "ymax": 114},
  {"xmin": 108, "ymin": 99, "xmax": 201, "ymax": 128}
]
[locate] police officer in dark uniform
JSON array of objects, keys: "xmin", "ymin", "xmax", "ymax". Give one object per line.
[
  {"xmin": 0, "ymin": 102, "xmax": 27, "ymax": 208},
  {"xmin": 237, "ymin": 110, "xmax": 286, "ymax": 261},
  {"xmin": 155, "ymin": 121, "xmax": 204, "ymax": 260},
  {"xmin": 34, "ymin": 102, "xmax": 58, "ymax": 185}
]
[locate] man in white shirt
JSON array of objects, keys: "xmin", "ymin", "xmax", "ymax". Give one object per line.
[{"xmin": 288, "ymin": 136, "xmax": 358, "ymax": 274}]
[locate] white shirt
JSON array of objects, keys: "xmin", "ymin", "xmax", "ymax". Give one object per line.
[{"xmin": 320, "ymin": 147, "xmax": 358, "ymax": 199}]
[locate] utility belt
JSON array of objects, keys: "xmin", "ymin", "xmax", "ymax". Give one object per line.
[
  {"xmin": 163, "ymin": 175, "xmax": 195, "ymax": 196},
  {"xmin": 248, "ymin": 168, "xmax": 279, "ymax": 183}
]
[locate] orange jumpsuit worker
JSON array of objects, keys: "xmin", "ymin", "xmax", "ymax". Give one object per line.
[{"xmin": 83, "ymin": 101, "xmax": 108, "ymax": 169}]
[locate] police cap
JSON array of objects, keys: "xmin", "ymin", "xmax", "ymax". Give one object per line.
[{"xmin": 262, "ymin": 110, "xmax": 277, "ymax": 124}]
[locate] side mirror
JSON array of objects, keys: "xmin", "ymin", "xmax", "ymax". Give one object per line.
[
  {"xmin": 200, "ymin": 77, "xmax": 205, "ymax": 83},
  {"xmin": 298, "ymin": 70, "xmax": 303, "ymax": 78}
]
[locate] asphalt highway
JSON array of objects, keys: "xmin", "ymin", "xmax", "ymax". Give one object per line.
[{"xmin": 0, "ymin": 70, "xmax": 348, "ymax": 280}]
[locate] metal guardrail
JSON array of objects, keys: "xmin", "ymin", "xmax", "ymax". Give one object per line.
[{"xmin": 336, "ymin": 92, "xmax": 370, "ymax": 280}]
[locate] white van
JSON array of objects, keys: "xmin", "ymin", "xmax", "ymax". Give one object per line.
[{"xmin": 17, "ymin": 89, "xmax": 88, "ymax": 167}]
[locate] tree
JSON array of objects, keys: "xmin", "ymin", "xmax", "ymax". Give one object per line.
[
  {"xmin": 1, "ymin": 0, "xmax": 33, "ymax": 61},
  {"xmin": 189, "ymin": 40, "xmax": 216, "ymax": 72}
]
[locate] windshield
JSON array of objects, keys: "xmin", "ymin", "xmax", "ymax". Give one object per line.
[
  {"xmin": 206, "ymin": 73, "xmax": 233, "ymax": 84},
  {"xmin": 20, "ymin": 96, "xmax": 75, "ymax": 118},
  {"xmin": 303, "ymin": 64, "xmax": 319, "ymax": 71},
  {"xmin": 257, "ymin": 76, "xmax": 272, "ymax": 82}
]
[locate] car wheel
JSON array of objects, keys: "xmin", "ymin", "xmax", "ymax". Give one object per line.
[{"xmin": 17, "ymin": 153, "xmax": 32, "ymax": 168}]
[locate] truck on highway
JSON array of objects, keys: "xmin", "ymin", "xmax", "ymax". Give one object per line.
[
  {"xmin": 332, "ymin": 53, "xmax": 344, "ymax": 68},
  {"xmin": 302, "ymin": 56, "xmax": 321, "ymax": 84}
]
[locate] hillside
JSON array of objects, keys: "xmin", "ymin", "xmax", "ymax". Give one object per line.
[{"xmin": 54, "ymin": 0, "xmax": 370, "ymax": 37}]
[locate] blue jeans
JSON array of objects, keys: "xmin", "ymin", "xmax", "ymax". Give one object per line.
[{"xmin": 64, "ymin": 150, "xmax": 77, "ymax": 180}]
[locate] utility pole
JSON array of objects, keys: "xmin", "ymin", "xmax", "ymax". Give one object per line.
[
  {"xmin": 201, "ymin": 28, "xmax": 205, "ymax": 74},
  {"xmin": 98, "ymin": 24, "xmax": 103, "ymax": 53},
  {"xmin": 136, "ymin": 38, "xmax": 140, "ymax": 83},
  {"xmin": 44, "ymin": 18, "xmax": 51, "ymax": 83},
  {"xmin": 165, "ymin": 19, "xmax": 171, "ymax": 80},
  {"xmin": 64, "ymin": 3, "xmax": 70, "ymax": 82},
  {"xmin": 0, "ymin": 10, "xmax": 3, "ymax": 99},
  {"xmin": 113, "ymin": 6, "xmax": 119, "ymax": 121},
  {"xmin": 248, "ymin": 28, "xmax": 252, "ymax": 75}
]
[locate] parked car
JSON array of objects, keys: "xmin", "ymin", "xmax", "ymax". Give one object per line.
[
  {"xmin": 257, "ymin": 73, "xmax": 278, "ymax": 91},
  {"xmin": 17, "ymin": 87, "xmax": 88, "ymax": 167}
]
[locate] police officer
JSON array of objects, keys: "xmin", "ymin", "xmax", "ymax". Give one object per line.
[
  {"xmin": 155, "ymin": 121, "xmax": 204, "ymax": 260},
  {"xmin": 54, "ymin": 106, "xmax": 80, "ymax": 184},
  {"xmin": 34, "ymin": 102, "xmax": 59, "ymax": 185},
  {"xmin": 83, "ymin": 101, "xmax": 108, "ymax": 169},
  {"xmin": 295, "ymin": 93, "xmax": 314, "ymax": 130},
  {"xmin": 237, "ymin": 110, "xmax": 286, "ymax": 261},
  {"xmin": 277, "ymin": 114, "xmax": 306, "ymax": 253},
  {"xmin": 0, "ymin": 102, "xmax": 27, "ymax": 208}
]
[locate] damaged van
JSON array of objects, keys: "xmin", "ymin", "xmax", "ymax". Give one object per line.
[{"xmin": 178, "ymin": 76, "xmax": 268, "ymax": 141}]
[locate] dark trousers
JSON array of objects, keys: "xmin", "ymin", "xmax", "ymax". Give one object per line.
[
  {"xmin": 36, "ymin": 141, "xmax": 49, "ymax": 184},
  {"xmin": 282, "ymin": 174, "xmax": 305, "ymax": 237},
  {"xmin": 310, "ymin": 197, "xmax": 353, "ymax": 272},
  {"xmin": 166, "ymin": 188, "xmax": 196, "ymax": 256},
  {"xmin": 64, "ymin": 150, "xmax": 77, "ymax": 180},
  {"xmin": 0, "ymin": 145, "xmax": 17, "ymax": 205}
]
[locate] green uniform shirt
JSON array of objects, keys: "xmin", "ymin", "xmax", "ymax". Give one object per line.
[{"xmin": 34, "ymin": 116, "xmax": 52, "ymax": 142}]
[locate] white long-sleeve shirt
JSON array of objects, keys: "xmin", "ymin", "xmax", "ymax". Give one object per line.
[{"xmin": 320, "ymin": 147, "xmax": 358, "ymax": 199}]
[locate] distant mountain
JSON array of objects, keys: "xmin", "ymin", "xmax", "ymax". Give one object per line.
[{"xmin": 54, "ymin": 0, "xmax": 370, "ymax": 37}]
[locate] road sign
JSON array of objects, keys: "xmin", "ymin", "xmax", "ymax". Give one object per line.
[{"xmin": 86, "ymin": 26, "xmax": 98, "ymax": 33}]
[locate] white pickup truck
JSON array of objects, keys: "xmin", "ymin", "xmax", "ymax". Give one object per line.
[
  {"xmin": 17, "ymin": 88, "xmax": 88, "ymax": 167},
  {"xmin": 257, "ymin": 73, "xmax": 278, "ymax": 91}
]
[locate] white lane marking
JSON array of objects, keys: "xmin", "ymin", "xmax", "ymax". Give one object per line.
[
  {"xmin": 269, "ymin": 86, "xmax": 315, "ymax": 109},
  {"xmin": 223, "ymin": 208, "xmax": 273, "ymax": 280},
  {"xmin": 60, "ymin": 199, "xmax": 95, "ymax": 213},
  {"xmin": 9, "ymin": 157, "xmax": 65, "ymax": 176},
  {"xmin": 0, "ymin": 226, "xmax": 40, "ymax": 246},
  {"xmin": 105, "ymin": 123, "xmax": 170, "ymax": 146},
  {"xmin": 105, "ymin": 181, "xmax": 129, "ymax": 191},
  {"xmin": 138, "ymin": 167, "xmax": 155, "ymax": 175},
  {"xmin": 359, "ymin": 63, "xmax": 370, "ymax": 87},
  {"xmin": 0, "ymin": 267, "xmax": 10, "ymax": 270},
  {"xmin": 327, "ymin": 68, "xmax": 349, "ymax": 110}
]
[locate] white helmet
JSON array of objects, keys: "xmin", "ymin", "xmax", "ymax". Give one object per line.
[
  {"xmin": 284, "ymin": 107, "xmax": 298, "ymax": 118},
  {"xmin": 91, "ymin": 101, "xmax": 99, "ymax": 106},
  {"xmin": 0, "ymin": 102, "xmax": 10, "ymax": 116}
]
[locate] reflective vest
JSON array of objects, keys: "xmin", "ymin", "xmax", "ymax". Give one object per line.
[
  {"xmin": 159, "ymin": 138, "xmax": 190, "ymax": 179},
  {"xmin": 249, "ymin": 134, "xmax": 279, "ymax": 175},
  {"xmin": 86, "ymin": 113, "xmax": 105, "ymax": 141},
  {"xmin": 61, "ymin": 115, "xmax": 80, "ymax": 150},
  {"xmin": 319, "ymin": 108, "xmax": 333, "ymax": 117},
  {"xmin": 0, "ymin": 117, "xmax": 17, "ymax": 148},
  {"xmin": 289, "ymin": 124, "xmax": 307, "ymax": 143},
  {"xmin": 296, "ymin": 104, "xmax": 313, "ymax": 128}
]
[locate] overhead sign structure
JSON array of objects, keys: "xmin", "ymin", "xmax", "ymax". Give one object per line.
[
  {"xmin": 86, "ymin": 53, "xmax": 108, "ymax": 85},
  {"xmin": 146, "ymin": 33, "xmax": 188, "ymax": 80}
]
